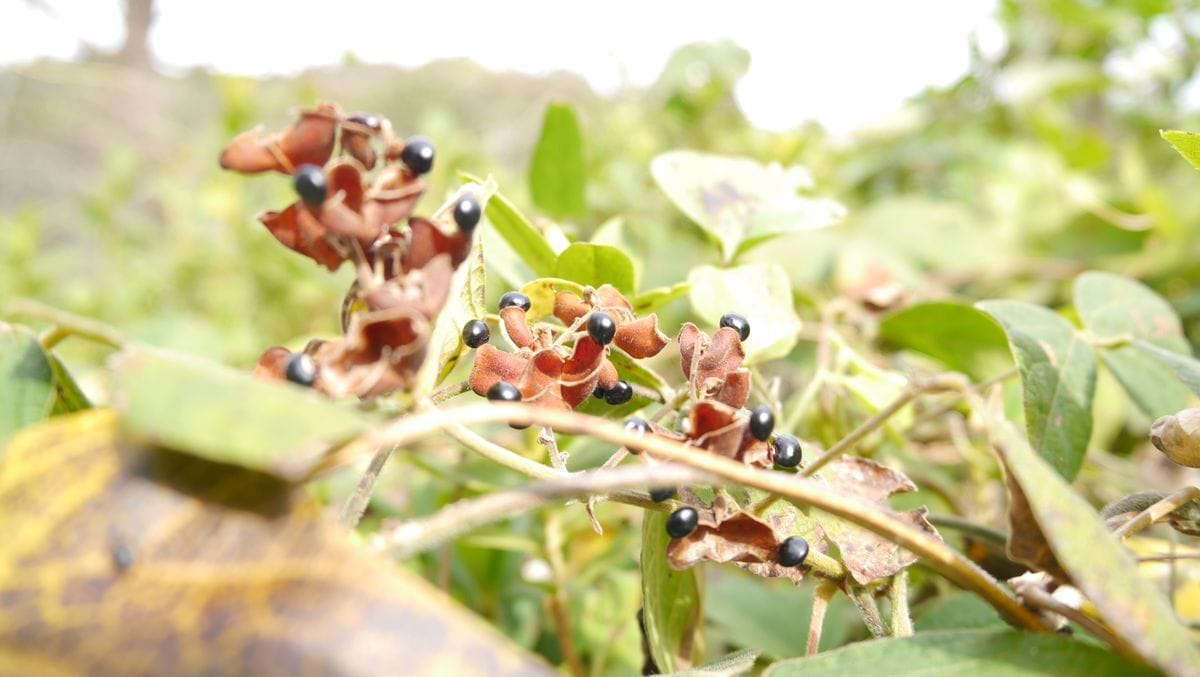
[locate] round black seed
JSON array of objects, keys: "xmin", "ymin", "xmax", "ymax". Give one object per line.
[
  {"xmin": 587, "ymin": 312, "xmax": 617, "ymax": 345},
  {"xmin": 777, "ymin": 536, "xmax": 809, "ymax": 567},
  {"xmin": 666, "ymin": 507, "xmax": 699, "ymax": 539},
  {"xmin": 624, "ymin": 417, "xmax": 649, "ymax": 435},
  {"xmin": 498, "ymin": 291, "xmax": 532, "ymax": 312},
  {"xmin": 284, "ymin": 353, "xmax": 316, "ymax": 387},
  {"xmin": 400, "ymin": 135, "xmax": 435, "ymax": 175},
  {"xmin": 649, "ymin": 487, "xmax": 676, "ymax": 503},
  {"xmin": 719, "ymin": 312, "xmax": 750, "ymax": 342},
  {"xmin": 454, "ymin": 196, "xmax": 482, "ymax": 232},
  {"xmin": 486, "ymin": 381, "xmax": 521, "ymax": 403},
  {"xmin": 772, "ymin": 434, "xmax": 802, "ymax": 468},
  {"xmin": 592, "ymin": 384, "xmax": 609, "ymax": 400},
  {"xmin": 293, "ymin": 164, "xmax": 327, "ymax": 207},
  {"xmin": 462, "ymin": 319, "xmax": 490, "ymax": 348},
  {"xmin": 605, "ymin": 380, "xmax": 633, "ymax": 405},
  {"xmin": 748, "ymin": 405, "xmax": 775, "ymax": 442}
]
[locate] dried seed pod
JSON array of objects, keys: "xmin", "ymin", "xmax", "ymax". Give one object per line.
[{"xmin": 1150, "ymin": 408, "xmax": 1200, "ymax": 467}]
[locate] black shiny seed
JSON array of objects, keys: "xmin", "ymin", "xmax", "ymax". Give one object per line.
[
  {"xmin": 347, "ymin": 113, "xmax": 380, "ymax": 130},
  {"xmin": 624, "ymin": 417, "xmax": 649, "ymax": 434},
  {"xmin": 605, "ymin": 380, "xmax": 633, "ymax": 405},
  {"xmin": 498, "ymin": 291, "xmax": 532, "ymax": 312},
  {"xmin": 587, "ymin": 312, "xmax": 616, "ymax": 345},
  {"xmin": 462, "ymin": 319, "xmax": 490, "ymax": 348},
  {"xmin": 772, "ymin": 434, "xmax": 802, "ymax": 468},
  {"xmin": 293, "ymin": 164, "xmax": 327, "ymax": 207},
  {"xmin": 486, "ymin": 381, "xmax": 521, "ymax": 403},
  {"xmin": 592, "ymin": 384, "xmax": 609, "ymax": 400},
  {"xmin": 454, "ymin": 196, "xmax": 482, "ymax": 232},
  {"xmin": 719, "ymin": 313, "xmax": 751, "ymax": 342},
  {"xmin": 777, "ymin": 536, "xmax": 809, "ymax": 567},
  {"xmin": 649, "ymin": 487, "xmax": 676, "ymax": 503},
  {"xmin": 400, "ymin": 135, "xmax": 435, "ymax": 175},
  {"xmin": 666, "ymin": 507, "xmax": 699, "ymax": 539},
  {"xmin": 284, "ymin": 353, "xmax": 317, "ymax": 387},
  {"xmin": 748, "ymin": 405, "xmax": 775, "ymax": 442}
]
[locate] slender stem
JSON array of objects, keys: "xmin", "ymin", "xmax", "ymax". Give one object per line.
[
  {"xmin": 545, "ymin": 513, "xmax": 587, "ymax": 677},
  {"xmin": 429, "ymin": 379, "xmax": 470, "ymax": 405},
  {"xmin": 808, "ymin": 580, "xmax": 837, "ymax": 655},
  {"xmin": 846, "ymin": 585, "xmax": 888, "ymax": 638},
  {"xmin": 927, "ymin": 513, "xmax": 1008, "ymax": 547},
  {"xmin": 320, "ymin": 402, "xmax": 1047, "ymax": 631},
  {"xmin": 338, "ymin": 444, "xmax": 398, "ymax": 528},
  {"xmin": 1016, "ymin": 583, "xmax": 1132, "ymax": 654},
  {"xmin": 443, "ymin": 421, "xmax": 563, "ymax": 480},
  {"xmin": 7, "ymin": 298, "xmax": 125, "ymax": 349},
  {"xmin": 540, "ymin": 426, "xmax": 568, "ymax": 472},
  {"xmin": 890, "ymin": 570, "xmax": 913, "ymax": 637},
  {"xmin": 1112, "ymin": 486, "xmax": 1200, "ymax": 539},
  {"xmin": 802, "ymin": 386, "xmax": 922, "ymax": 477},
  {"xmin": 911, "ymin": 367, "xmax": 1019, "ymax": 428},
  {"xmin": 650, "ymin": 389, "xmax": 689, "ymax": 424},
  {"xmin": 371, "ymin": 465, "xmax": 708, "ymax": 557}
]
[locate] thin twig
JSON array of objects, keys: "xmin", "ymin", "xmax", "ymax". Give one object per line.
[
  {"xmin": 808, "ymin": 580, "xmax": 837, "ymax": 655},
  {"xmin": 338, "ymin": 444, "xmax": 399, "ymax": 528},
  {"xmin": 370, "ymin": 464, "xmax": 709, "ymax": 557},
  {"xmin": 321, "ymin": 402, "xmax": 1047, "ymax": 631},
  {"xmin": 1016, "ymin": 583, "xmax": 1132, "ymax": 654},
  {"xmin": 7, "ymin": 298, "xmax": 125, "ymax": 349},
  {"xmin": 927, "ymin": 514, "xmax": 1008, "ymax": 547},
  {"xmin": 429, "ymin": 379, "xmax": 470, "ymax": 405},
  {"xmin": 1113, "ymin": 486, "xmax": 1200, "ymax": 540},
  {"xmin": 540, "ymin": 426, "xmax": 569, "ymax": 472},
  {"xmin": 890, "ymin": 570, "xmax": 913, "ymax": 637},
  {"xmin": 845, "ymin": 585, "xmax": 888, "ymax": 638},
  {"xmin": 802, "ymin": 385, "xmax": 922, "ymax": 477},
  {"xmin": 545, "ymin": 513, "xmax": 587, "ymax": 677}
]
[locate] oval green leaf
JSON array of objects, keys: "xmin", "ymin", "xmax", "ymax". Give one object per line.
[
  {"xmin": 113, "ymin": 347, "xmax": 374, "ymax": 481},
  {"xmin": 977, "ymin": 300, "xmax": 1095, "ymax": 480},
  {"xmin": 460, "ymin": 171, "xmax": 557, "ymax": 277},
  {"xmin": 529, "ymin": 102, "xmax": 586, "ymax": 219},
  {"xmin": 518, "ymin": 277, "xmax": 587, "ymax": 321},
  {"xmin": 879, "ymin": 302, "xmax": 1010, "ymax": 380},
  {"xmin": 641, "ymin": 510, "xmax": 701, "ymax": 674},
  {"xmin": 651, "ymin": 151, "xmax": 844, "ymax": 262},
  {"xmin": 763, "ymin": 630, "xmax": 1158, "ymax": 677},
  {"xmin": 0, "ymin": 324, "xmax": 56, "ymax": 446},
  {"xmin": 633, "ymin": 282, "xmax": 691, "ymax": 315},
  {"xmin": 553, "ymin": 243, "xmax": 636, "ymax": 295},
  {"xmin": 985, "ymin": 417, "xmax": 1200, "ymax": 676},
  {"xmin": 1162, "ymin": 129, "xmax": 1200, "ymax": 172},
  {"xmin": 688, "ymin": 263, "xmax": 800, "ymax": 364}
]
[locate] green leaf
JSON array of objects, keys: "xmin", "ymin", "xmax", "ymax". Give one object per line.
[
  {"xmin": 113, "ymin": 348, "xmax": 373, "ymax": 481},
  {"xmin": 763, "ymin": 630, "xmax": 1158, "ymax": 677},
  {"xmin": 641, "ymin": 511, "xmax": 701, "ymax": 674},
  {"xmin": 0, "ymin": 324, "xmax": 56, "ymax": 446},
  {"xmin": 707, "ymin": 574, "xmax": 854, "ymax": 660},
  {"xmin": 460, "ymin": 171, "xmax": 557, "ymax": 277},
  {"xmin": 912, "ymin": 594, "xmax": 1005, "ymax": 632},
  {"xmin": 518, "ymin": 277, "xmax": 587, "ymax": 321},
  {"xmin": 1161, "ymin": 129, "xmax": 1200, "ymax": 172},
  {"xmin": 688, "ymin": 264, "xmax": 800, "ymax": 364},
  {"xmin": 46, "ymin": 352, "xmax": 90, "ymax": 415},
  {"xmin": 607, "ymin": 350, "xmax": 669, "ymax": 396},
  {"xmin": 663, "ymin": 649, "xmax": 759, "ymax": 676},
  {"xmin": 1073, "ymin": 271, "xmax": 1195, "ymax": 416},
  {"xmin": 632, "ymin": 282, "xmax": 691, "ymax": 315},
  {"xmin": 977, "ymin": 301, "xmax": 1095, "ymax": 480},
  {"xmin": 529, "ymin": 102, "xmax": 586, "ymax": 219},
  {"xmin": 878, "ymin": 302, "xmax": 1010, "ymax": 380},
  {"xmin": 651, "ymin": 151, "xmax": 843, "ymax": 262},
  {"xmin": 986, "ymin": 417, "xmax": 1200, "ymax": 676},
  {"xmin": 553, "ymin": 243, "xmax": 636, "ymax": 295},
  {"xmin": 1133, "ymin": 341, "xmax": 1200, "ymax": 396}
]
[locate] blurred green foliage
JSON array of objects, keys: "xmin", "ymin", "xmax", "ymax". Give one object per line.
[{"xmin": 5, "ymin": 0, "xmax": 1200, "ymax": 672}]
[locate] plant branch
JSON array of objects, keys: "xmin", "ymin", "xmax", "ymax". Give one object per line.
[
  {"xmin": 429, "ymin": 379, "xmax": 470, "ymax": 405},
  {"xmin": 808, "ymin": 580, "xmax": 838, "ymax": 655},
  {"xmin": 890, "ymin": 570, "xmax": 913, "ymax": 637},
  {"xmin": 1112, "ymin": 486, "xmax": 1200, "ymax": 540},
  {"xmin": 927, "ymin": 513, "xmax": 1009, "ymax": 547},
  {"xmin": 7, "ymin": 298, "xmax": 125, "ymax": 349},
  {"xmin": 338, "ymin": 444, "xmax": 398, "ymax": 529},
  {"xmin": 845, "ymin": 585, "xmax": 888, "ymax": 638},
  {"xmin": 370, "ymin": 464, "xmax": 711, "ymax": 557},
  {"xmin": 322, "ymin": 402, "xmax": 1048, "ymax": 631}
]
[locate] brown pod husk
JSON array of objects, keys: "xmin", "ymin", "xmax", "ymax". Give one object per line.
[{"xmin": 1151, "ymin": 408, "xmax": 1200, "ymax": 468}]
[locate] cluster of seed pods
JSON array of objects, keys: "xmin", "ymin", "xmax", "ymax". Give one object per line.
[{"xmin": 220, "ymin": 102, "xmax": 483, "ymax": 398}]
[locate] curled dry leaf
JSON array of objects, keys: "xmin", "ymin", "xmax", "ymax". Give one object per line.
[
  {"xmin": 219, "ymin": 101, "xmax": 341, "ymax": 174},
  {"xmin": 666, "ymin": 494, "xmax": 826, "ymax": 585},
  {"xmin": 689, "ymin": 401, "xmax": 771, "ymax": 468},
  {"xmin": 1150, "ymin": 407, "xmax": 1200, "ymax": 468},
  {"xmin": 0, "ymin": 410, "xmax": 554, "ymax": 676},
  {"xmin": 816, "ymin": 457, "xmax": 942, "ymax": 585},
  {"xmin": 678, "ymin": 323, "xmax": 749, "ymax": 408}
]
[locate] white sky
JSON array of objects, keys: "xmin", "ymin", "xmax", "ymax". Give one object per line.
[{"xmin": 0, "ymin": 0, "xmax": 1002, "ymax": 134}]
